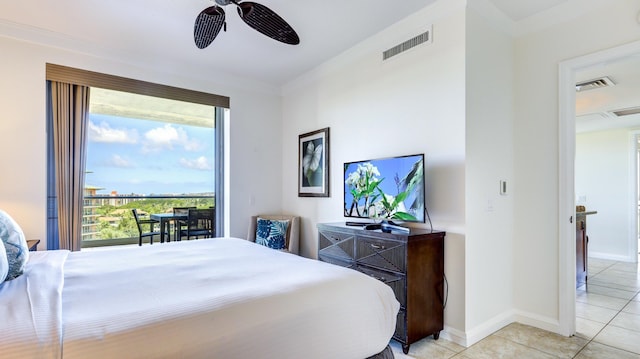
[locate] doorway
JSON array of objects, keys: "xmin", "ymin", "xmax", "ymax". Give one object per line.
[{"xmin": 559, "ymin": 40, "xmax": 640, "ymax": 336}]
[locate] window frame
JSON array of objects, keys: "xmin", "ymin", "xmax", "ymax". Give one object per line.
[{"xmin": 46, "ymin": 63, "xmax": 228, "ymax": 240}]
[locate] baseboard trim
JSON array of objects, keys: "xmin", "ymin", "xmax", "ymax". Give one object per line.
[
  {"xmin": 439, "ymin": 325, "xmax": 467, "ymax": 347},
  {"xmin": 448, "ymin": 309, "xmax": 562, "ymax": 347},
  {"xmin": 464, "ymin": 310, "xmax": 514, "ymax": 346},
  {"xmin": 512, "ymin": 309, "xmax": 561, "ymax": 334}
]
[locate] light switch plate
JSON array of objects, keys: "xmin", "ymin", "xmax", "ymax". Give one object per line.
[{"xmin": 499, "ymin": 180, "xmax": 507, "ymax": 195}]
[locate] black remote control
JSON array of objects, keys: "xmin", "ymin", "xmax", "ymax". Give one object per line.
[{"xmin": 364, "ymin": 224, "xmax": 382, "ymax": 230}]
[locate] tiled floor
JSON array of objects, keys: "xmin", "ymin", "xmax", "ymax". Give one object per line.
[{"xmin": 391, "ymin": 256, "xmax": 640, "ymax": 358}]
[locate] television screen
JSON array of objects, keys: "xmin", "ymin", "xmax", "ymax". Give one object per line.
[{"xmin": 344, "ymin": 154, "xmax": 425, "ymax": 223}]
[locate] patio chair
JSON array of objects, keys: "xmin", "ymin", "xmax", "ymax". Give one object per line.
[
  {"xmin": 132, "ymin": 209, "xmax": 166, "ymax": 246},
  {"xmin": 178, "ymin": 208, "xmax": 215, "ymax": 241}
]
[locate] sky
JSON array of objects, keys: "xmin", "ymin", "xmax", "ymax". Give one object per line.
[{"xmin": 86, "ymin": 113, "xmax": 215, "ymax": 196}]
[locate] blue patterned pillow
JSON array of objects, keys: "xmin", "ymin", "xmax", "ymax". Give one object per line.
[
  {"xmin": 255, "ymin": 218, "xmax": 289, "ymax": 250},
  {"xmin": 0, "ymin": 210, "xmax": 29, "ymax": 281},
  {"xmin": 0, "ymin": 240, "xmax": 8, "ymax": 283}
]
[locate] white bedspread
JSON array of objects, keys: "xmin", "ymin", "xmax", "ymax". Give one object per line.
[
  {"xmin": 1, "ymin": 237, "xmax": 398, "ymax": 359},
  {"xmin": 0, "ymin": 250, "xmax": 69, "ymax": 359}
]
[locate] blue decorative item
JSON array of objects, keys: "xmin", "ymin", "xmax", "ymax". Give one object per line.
[
  {"xmin": 0, "ymin": 209, "xmax": 29, "ymax": 281},
  {"xmin": 255, "ymin": 218, "xmax": 289, "ymax": 250}
]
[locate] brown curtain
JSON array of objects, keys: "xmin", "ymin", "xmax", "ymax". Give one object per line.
[{"xmin": 50, "ymin": 82, "xmax": 90, "ymax": 251}]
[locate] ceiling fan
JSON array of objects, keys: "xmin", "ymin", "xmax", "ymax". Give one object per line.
[{"xmin": 193, "ymin": 0, "xmax": 300, "ymax": 49}]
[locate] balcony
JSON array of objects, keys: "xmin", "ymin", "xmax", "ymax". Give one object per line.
[{"xmin": 82, "ymin": 194, "xmax": 214, "ymax": 248}]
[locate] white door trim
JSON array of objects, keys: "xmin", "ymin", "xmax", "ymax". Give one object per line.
[
  {"xmin": 629, "ymin": 132, "xmax": 640, "ymax": 263},
  {"xmin": 558, "ymin": 39, "xmax": 640, "ymax": 336}
]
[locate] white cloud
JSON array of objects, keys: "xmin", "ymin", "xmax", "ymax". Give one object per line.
[
  {"xmin": 107, "ymin": 154, "xmax": 134, "ymax": 168},
  {"xmin": 183, "ymin": 140, "xmax": 205, "ymax": 152},
  {"xmin": 143, "ymin": 124, "xmax": 204, "ymax": 153},
  {"xmin": 179, "ymin": 156, "xmax": 212, "ymax": 171},
  {"xmin": 89, "ymin": 121, "xmax": 138, "ymax": 144}
]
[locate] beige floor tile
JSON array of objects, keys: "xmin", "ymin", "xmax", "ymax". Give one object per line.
[
  {"xmin": 575, "ymin": 317, "xmax": 606, "ymax": 340},
  {"xmin": 576, "ymin": 301, "xmax": 619, "ymax": 323},
  {"xmin": 577, "ymin": 284, "xmax": 587, "ymax": 293},
  {"xmin": 408, "ymin": 336, "xmax": 466, "ymax": 354},
  {"xmin": 598, "ymin": 269, "xmax": 640, "ymax": 282},
  {"xmin": 609, "ymin": 311, "xmax": 640, "ymax": 332},
  {"xmin": 576, "ymin": 291, "xmax": 630, "ymax": 310},
  {"xmin": 588, "ymin": 258, "xmax": 617, "ymax": 267},
  {"xmin": 583, "ymin": 283, "xmax": 639, "ymax": 300},
  {"xmin": 623, "ymin": 300, "xmax": 640, "ymax": 315},
  {"xmin": 574, "ymin": 341, "xmax": 640, "ymax": 359},
  {"xmin": 593, "ymin": 325, "xmax": 640, "ymax": 354},
  {"xmin": 454, "ymin": 335, "xmax": 557, "ymax": 359},
  {"xmin": 390, "ymin": 341, "xmax": 417, "ymax": 359},
  {"xmin": 587, "ymin": 277, "xmax": 640, "ymax": 292},
  {"xmin": 610, "ymin": 262, "xmax": 640, "ymax": 273},
  {"xmin": 406, "ymin": 339, "xmax": 458, "ymax": 359},
  {"xmin": 493, "ymin": 322, "xmax": 587, "ymax": 358}
]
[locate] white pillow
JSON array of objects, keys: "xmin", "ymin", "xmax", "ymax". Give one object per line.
[
  {"xmin": 0, "ymin": 239, "xmax": 8, "ymax": 283},
  {"xmin": 0, "ymin": 210, "xmax": 29, "ymax": 281}
]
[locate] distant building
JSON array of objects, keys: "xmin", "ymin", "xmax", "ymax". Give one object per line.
[{"xmin": 82, "ymin": 185, "xmax": 104, "ymax": 241}]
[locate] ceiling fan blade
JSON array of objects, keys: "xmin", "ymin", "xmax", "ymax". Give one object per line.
[
  {"xmin": 194, "ymin": 6, "xmax": 226, "ymax": 49},
  {"xmin": 236, "ymin": 2, "xmax": 300, "ymax": 45}
]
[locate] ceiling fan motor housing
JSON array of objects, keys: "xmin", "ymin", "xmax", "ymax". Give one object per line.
[{"xmin": 214, "ymin": 0, "xmax": 234, "ymax": 6}]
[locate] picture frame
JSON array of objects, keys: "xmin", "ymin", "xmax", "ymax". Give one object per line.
[{"xmin": 298, "ymin": 127, "xmax": 330, "ymax": 197}]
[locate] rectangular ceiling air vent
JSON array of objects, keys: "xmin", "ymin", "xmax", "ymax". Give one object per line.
[
  {"xmin": 575, "ymin": 76, "xmax": 616, "ymax": 92},
  {"xmin": 611, "ymin": 106, "xmax": 640, "ymax": 117},
  {"xmin": 383, "ymin": 28, "xmax": 432, "ymax": 61}
]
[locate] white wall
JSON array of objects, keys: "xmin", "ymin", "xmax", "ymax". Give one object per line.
[
  {"xmin": 576, "ymin": 129, "xmax": 635, "ymax": 261},
  {"xmin": 464, "ymin": 7, "xmax": 515, "ymax": 343},
  {"xmin": 282, "ymin": 1, "xmax": 468, "ymax": 338},
  {"xmin": 0, "ymin": 35, "xmax": 284, "ymax": 246},
  {"xmin": 513, "ymin": 0, "xmax": 640, "ymax": 328}
]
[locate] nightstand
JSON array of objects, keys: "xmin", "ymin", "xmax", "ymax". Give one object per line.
[{"xmin": 27, "ymin": 239, "xmax": 40, "ymax": 251}]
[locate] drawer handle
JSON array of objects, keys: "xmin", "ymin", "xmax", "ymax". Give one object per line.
[{"xmin": 370, "ymin": 243, "xmax": 386, "ymax": 250}]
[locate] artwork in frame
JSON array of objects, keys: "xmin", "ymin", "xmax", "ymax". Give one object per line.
[{"xmin": 298, "ymin": 127, "xmax": 330, "ymax": 197}]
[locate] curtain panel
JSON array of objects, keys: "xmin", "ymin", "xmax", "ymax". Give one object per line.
[{"xmin": 48, "ymin": 81, "xmax": 90, "ymax": 251}]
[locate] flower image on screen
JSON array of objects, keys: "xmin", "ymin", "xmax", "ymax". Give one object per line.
[{"xmin": 343, "ymin": 154, "xmax": 425, "ymax": 223}]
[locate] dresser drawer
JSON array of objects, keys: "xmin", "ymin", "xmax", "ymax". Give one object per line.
[
  {"xmin": 319, "ymin": 253, "xmax": 355, "ymax": 269},
  {"xmin": 318, "ymin": 230, "xmax": 355, "ymax": 261},
  {"xmin": 356, "ymin": 235, "xmax": 406, "ymax": 273},
  {"xmin": 356, "ymin": 265, "xmax": 406, "ymax": 306}
]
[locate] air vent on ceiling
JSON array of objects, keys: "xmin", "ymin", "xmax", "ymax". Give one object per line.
[
  {"xmin": 383, "ymin": 28, "xmax": 432, "ymax": 61},
  {"xmin": 611, "ymin": 106, "xmax": 640, "ymax": 117},
  {"xmin": 575, "ymin": 76, "xmax": 616, "ymax": 92}
]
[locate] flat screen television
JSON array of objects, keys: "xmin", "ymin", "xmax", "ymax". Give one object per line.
[{"xmin": 343, "ymin": 153, "xmax": 425, "ymax": 223}]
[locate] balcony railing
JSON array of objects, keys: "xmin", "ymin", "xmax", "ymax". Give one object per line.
[{"xmin": 81, "ymin": 194, "xmax": 214, "ymax": 248}]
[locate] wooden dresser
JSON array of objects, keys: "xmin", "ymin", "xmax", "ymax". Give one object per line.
[
  {"xmin": 317, "ymin": 222, "xmax": 445, "ymax": 354},
  {"xmin": 576, "ymin": 211, "xmax": 596, "ymax": 287}
]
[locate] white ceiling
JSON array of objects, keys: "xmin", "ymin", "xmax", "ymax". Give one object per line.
[
  {"xmin": 0, "ymin": 0, "xmax": 579, "ymax": 87},
  {"xmin": 575, "ymin": 55, "xmax": 640, "ymax": 133},
  {"xmin": 1, "ymin": 0, "xmax": 636, "ymax": 133}
]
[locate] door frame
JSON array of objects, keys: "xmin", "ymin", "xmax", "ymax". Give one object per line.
[{"xmin": 558, "ymin": 39, "xmax": 640, "ymax": 336}]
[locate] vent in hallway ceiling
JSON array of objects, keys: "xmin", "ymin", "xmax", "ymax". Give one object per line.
[
  {"xmin": 611, "ymin": 106, "xmax": 640, "ymax": 117},
  {"xmin": 575, "ymin": 76, "xmax": 616, "ymax": 92},
  {"xmin": 383, "ymin": 28, "xmax": 432, "ymax": 61}
]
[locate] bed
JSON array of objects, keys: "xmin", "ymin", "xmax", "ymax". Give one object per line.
[{"xmin": 0, "ymin": 237, "xmax": 399, "ymax": 359}]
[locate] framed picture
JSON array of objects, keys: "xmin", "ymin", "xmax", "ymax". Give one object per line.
[{"xmin": 298, "ymin": 127, "xmax": 330, "ymax": 197}]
